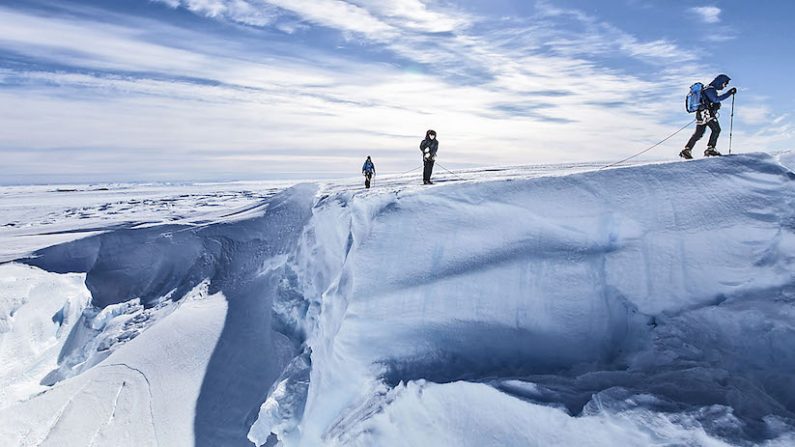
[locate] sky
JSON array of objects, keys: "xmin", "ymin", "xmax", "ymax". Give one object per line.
[{"xmin": 0, "ymin": 0, "xmax": 792, "ymax": 184}]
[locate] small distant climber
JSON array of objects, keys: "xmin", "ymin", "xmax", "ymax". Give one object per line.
[
  {"xmin": 681, "ymin": 74, "xmax": 737, "ymax": 159},
  {"xmin": 362, "ymin": 156, "xmax": 376, "ymax": 189},
  {"xmin": 419, "ymin": 129, "xmax": 438, "ymax": 184}
]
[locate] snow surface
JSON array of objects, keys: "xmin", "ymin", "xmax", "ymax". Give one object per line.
[
  {"xmin": 0, "ymin": 264, "xmax": 89, "ymax": 406},
  {"xmin": 1, "ymin": 153, "xmax": 794, "ymax": 446},
  {"xmin": 0, "ymin": 180, "xmax": 292, "ymax": 263}
]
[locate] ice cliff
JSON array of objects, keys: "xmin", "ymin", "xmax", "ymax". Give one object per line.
[{"xmin": 1, "ymin": 153, "xmax": 794, "ymax": 446}]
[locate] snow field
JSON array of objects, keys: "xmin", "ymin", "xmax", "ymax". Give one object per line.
[{"xmin": 0, "ymin": 153, "xmax": 793, "ymax": 446}]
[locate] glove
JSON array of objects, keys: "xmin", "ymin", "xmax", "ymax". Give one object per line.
[
  {"xmin": 424, "ymin": 153, "xmax": 430, "ymax": 160},
  {"xmin": 728, "ymin": 87, "xmax": 737, "ymax": 95}
]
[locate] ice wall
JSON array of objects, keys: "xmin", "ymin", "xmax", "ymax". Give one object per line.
[{"xmin": 253, "ymin": 154, "xmax": 795, "ymax": 446}]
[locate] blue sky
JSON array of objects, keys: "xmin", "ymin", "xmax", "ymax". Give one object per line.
[{"xmin": 0, "ymin": 0, "xmax": 792, "ymax": 184}]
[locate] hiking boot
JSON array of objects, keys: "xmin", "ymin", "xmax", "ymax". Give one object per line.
[
  {"xmin": 679, "ymin": 148, "xmax": 693, "ymax": 159},
  {"xmin": 704, "ymin": 147, "xmax": 722, "ymax": 157}
]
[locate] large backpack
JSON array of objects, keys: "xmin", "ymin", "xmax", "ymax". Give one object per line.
[{"xmin": 685, "ymin": 82, "xmax": 706, "ymax": 113}]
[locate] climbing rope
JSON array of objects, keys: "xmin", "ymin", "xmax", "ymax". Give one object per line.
[
  {"xmin": 599, "ymin": 118, "xmax": 696, "ymax": 170},
  {"xmin": 436, "ymin": 162, "xmax": 467, "ymax": 181},
  {"xmin": 397, "ymin": 165, "xmax": 422, "ymax": 175}
]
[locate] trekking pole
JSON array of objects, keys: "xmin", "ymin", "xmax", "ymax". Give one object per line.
[{"xmin": 728, "ymin": 94, "xmax": 735, "ymax": 154}]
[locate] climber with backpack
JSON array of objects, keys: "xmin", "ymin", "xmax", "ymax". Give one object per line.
[
  {"xmin": 362, "ymin": 156, "xmax": 376, "ymax": 189},
  {"xmin": 680, "ymin": 74, "xmax": 737, "ymax": 159}
]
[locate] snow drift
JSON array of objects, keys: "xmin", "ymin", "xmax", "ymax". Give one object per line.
[{"xmin": 1, "ymin": 153, "xmax": 794, "ymax": 446}]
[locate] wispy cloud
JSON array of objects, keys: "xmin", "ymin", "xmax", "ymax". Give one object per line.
[
  {"xmin": 157, "ymin": 0, "xmax": 280, "ymax": 26},
  {"xmin": 156, "ymin": 0, "xmax": 471, "ymax": 35},
  {"xmin": 347, "ymin": 0, "xmax": 472, "ymax": 32},
  {"xmin": 156, "ymin": 0, "xmax": 398, "ymax": 37},
  {"xmin": 690, "ymin": 6, "xmax": 721, "ymax": 24},
  {"xmin": 533, "ymin": 1, "xmax": 696, "ymax": 65},
  {"xmin": 0, "ymin": 1, "xmax": 790, "ymax": 184}
]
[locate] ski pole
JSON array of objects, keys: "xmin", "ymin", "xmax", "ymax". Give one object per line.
[{"xmin": 729, "ymin": 94, "xmax": 735, "ymax": 154}]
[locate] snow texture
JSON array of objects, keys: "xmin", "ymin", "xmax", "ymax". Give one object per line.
[
  {"xmin": 0, "ymin": 181, "xmax": 291, "ymax": 263},
  {"xmin": 1, "ymin": 153, "xmax": 794, "ymax": 446}
]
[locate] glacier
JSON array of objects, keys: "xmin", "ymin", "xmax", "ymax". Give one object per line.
[{"xmin": 1, "ymin": 153, "xmax": 794, "ymax": 446}]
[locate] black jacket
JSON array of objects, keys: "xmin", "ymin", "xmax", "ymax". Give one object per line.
[{"xmin": 420, "ymin": 138, "xmax": 438, "ymax": 158}]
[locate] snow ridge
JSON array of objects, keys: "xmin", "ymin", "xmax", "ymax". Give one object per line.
[{"xmin": 1, "ymin": 153, "xmax": 794, "ymax": 446}]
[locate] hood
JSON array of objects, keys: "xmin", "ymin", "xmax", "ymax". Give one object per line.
[
  {"xmin": 425, "ymin": 129, "xmax": 436, "ymax": 139},
  {"xmin": 709, "ymin": 74, "xmax": 731, "ymax": 89}
]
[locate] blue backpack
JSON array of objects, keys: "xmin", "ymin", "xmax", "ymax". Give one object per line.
[{"xmin": 685, "ymin": 82, "xmax": 705, "ymax": 113}]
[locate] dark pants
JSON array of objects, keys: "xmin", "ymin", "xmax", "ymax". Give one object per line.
[
  {"xmin": 364, "ymin": 172, "xmax": 373, "ymax": 188},
  {"xmin": 686, "ymin": 110, "xmax": 721, "ymax": 150},
  {"xmin": 423, "ymin": 159, "xmax": 435, "ymax": 183}
]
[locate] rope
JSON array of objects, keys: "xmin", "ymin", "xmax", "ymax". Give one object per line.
[
  {"xmin": 435, "ymin": 162, "xmax": 466, "ymax": 181},
  {"xmin": 397, "ymin": 165, "xmax": 422, "ymax": 175},
  {"xmin": 599, "ymin": 118, "xmax": 696, "ymax": 170},
  {"xmin": 729, "ymin": 94, "xmax": 735, "ymax": 154}
]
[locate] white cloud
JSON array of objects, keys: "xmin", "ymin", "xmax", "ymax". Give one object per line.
[
  {"xmin": 0, "ymin": 8, "xmax": 215, "ymax": 76},
  {"xmin": 156, "ymin": 0, "xmax": 280, "ymax": 26},
  {"xmin": 772, "ymin": 114, "xmax": 788, "ymax": 125},
  {"xmin": 527, "ymin": 3, "xmax": 696, "ymax": 65},
  {"xmin": 619, "ymin": 38, "xmax": 692, "ymax": 61},
  {"xmin": 263, "ymin": 0, "xmax": 397, "ymax": 37},
  {"xmin": 157, "ymin": 0, "xmax": 471, "ymax": 35},
  {"xmin": 690, "ymin": 6, "xmax": 721, "ymax": 24},
  {"xmin": 156, "ymin": 0, "xmax": 397, "ymax": 37},
  {"xmin": 347, "ymin": 0, "xmax": 472, "ymax": 33},
  {"xmin": 0, "ymin": 2, "xmax": 790, "ymax": 183},
  {"xmin": 736, "ymin": 104, "xmax": 777, "ymax": 126}
]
